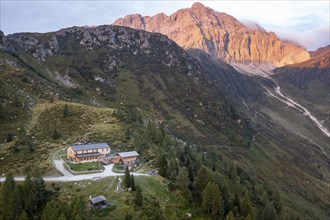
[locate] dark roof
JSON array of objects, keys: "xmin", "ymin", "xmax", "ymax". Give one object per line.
[
  {"xmin": 71, "ymin": 143, "xmax": 110, "ymax": 151},
  {"xmin": 118, "ymin": 151, "xmax": 139, "ymax": 158},
  {"xmin": 90, "ymin": 195, "xmax": 106, "ymax": 204},
  {"xmin": 76, "ymin": 152, "xmax": 103, "ymax": 158}
]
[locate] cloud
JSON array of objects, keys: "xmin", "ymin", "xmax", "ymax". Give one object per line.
[{"xmin": 270, "ymin": 25, "xmax": 329, "ymax": 51}]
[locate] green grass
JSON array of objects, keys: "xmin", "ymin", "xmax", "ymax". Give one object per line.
[
  {"xmin": 66, "ymin": 162, "xmax": 104, "ymax": 172},
  {"xmin": 0, "ymin": 101, "xmax": 125, "ymax": 175},
  {"xmin": 49, "ymin": 174, "xmax": 192, "ymax": 220}
]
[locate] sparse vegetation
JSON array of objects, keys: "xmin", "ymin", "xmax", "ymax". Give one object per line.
[{"xmin": 0, "ymin": 24, "xmax": 328, "ymax": 220}]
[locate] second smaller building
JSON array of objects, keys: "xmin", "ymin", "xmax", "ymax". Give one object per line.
[{"xmin": 117, "ymin": 151, "xmax": 139, "ymax": 166}]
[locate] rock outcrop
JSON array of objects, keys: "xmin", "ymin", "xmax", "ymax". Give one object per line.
[{"xmin": 114, "ymin": 2, "xmax": 310, "ymax": 66}]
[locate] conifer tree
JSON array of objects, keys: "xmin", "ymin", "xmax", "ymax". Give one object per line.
[
  {"xmin": 211, "ymin": 184, "xmax": 224, "ymax": 219},
  {"xmin": 241, "ymin": 190, "xmax": 253, "ymax": 217},
  {"xmin": 130, "ymin": 174, "xmax": 136, "ymax": 191},
  {"xmin": 125, "ymin": 128, "xmax": 131, "ymax": 141},
  {"xmin": 232, "ymin": 191, "xmax": 241, "ymax": 216},
  {"xmin": 124, "ymin": 166, "xmax": 131, "ymax": 189},
  {"xmin": 222, "ymin": 184, "xmax": 231, "ymax": 214},
  {"xmin": 9, "ymin": 186, "xmax": 23, "ymax": 220},
  {"xmin": 19, "ymin": 211, "xmax": 29, "ymax": 220},
  {"xmin": 52, "ymin": 128, "xmax": 60, "ymax": 139},
  {"xmin": 18, "ymin": 127, "xmax": 26, "ymax": 141},
  {"xmin": 134, "ymin": 186, "xmax": 143, "ymax": 207},
  {"xmin": 1, "ymin": 173, "xmax": 16, "ymax": 220},
  {"xmin": 226, "ymin": 211, "xmax": 236, "ymax": 220},
  {"xmin": 157, "ymin": 153, "xmax": 168, "ymax": 177},
  {"xmin": 63, "ymin": 104, "xmax": 69, "ymax": 118},
  {"xmin": 5, "ymin": 132, "xmax": 13, "ymax": 142},
  {"xmin": 202, "ymin": 183, "xmax": 224, "ymax": 218},
  {"xmin": 194, "ymin": 166, "xmax": 210, "ymax": 203},
  {"xmin": 272, "ymin": 189, "xmax": 282, "ymax": 214},
  {"xmin": 176, "ymin": 167, "xmax": 190, "ymax": 192},
  {"xmin": 69, "ymin": 197, "xmax": 87, "ymax": 220},
  {"xmin": 262, "ymin": 202, "xmax": 278, "ymax": 220},
  {"xmin": 167, "ymin": 157, "xmax": 178, "ymax": 180},
  {"xmin": 229, "ymin": 162, "xmax": 238, "ymax": 183}
]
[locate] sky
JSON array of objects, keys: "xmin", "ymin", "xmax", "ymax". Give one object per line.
[{"xmin": 1, "ymin": 1, "xmax": 329, "ymax": 50}]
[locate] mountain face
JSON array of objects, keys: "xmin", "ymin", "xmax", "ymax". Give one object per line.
[
  {"xmin": 113, "ymin": 2, "xmax": 310, "ymax": 66},
  {"xmin": 1, "ymin": 25, "xmax": 242, "ymax": 144},
  {"xmin": 1, "ymin": 24, "xmax": 329, "ymax": 219}
]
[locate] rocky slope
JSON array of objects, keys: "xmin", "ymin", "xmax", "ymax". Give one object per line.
[
  {"xmin": 113, "ymin": 2, "xmax": 310, "ymax": 66},
  {"xmin": 1, "ymin": 25, "xmax": 329, "ymax": 219},
  {"xmin": 272, "ymin": 45, "xmax": 330, "ymax": 129}
]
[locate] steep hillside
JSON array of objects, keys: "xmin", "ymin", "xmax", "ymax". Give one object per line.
[
  {"xmin": 273, "ymin": 45, "xmax": 330, "ymax": 129},
  {"xmin": 114, "ymin": 2, "xmax": 310, "ymax": 66},
  {"xmin": 0, "ymin": 26, "xmax": 329, "ymax": 219}
]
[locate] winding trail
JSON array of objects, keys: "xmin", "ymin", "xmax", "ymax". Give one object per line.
[{"xmin": 0, "ymin": 160, "xmax": 148, "ymax": 182}]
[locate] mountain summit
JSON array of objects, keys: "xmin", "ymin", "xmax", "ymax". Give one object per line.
[{"xmin": 114, "ymin": 2, "xmax": 310, "ymax": 66}]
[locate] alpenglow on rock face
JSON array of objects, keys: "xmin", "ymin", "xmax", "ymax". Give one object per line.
[{"xmin": 113, "ymin": 2, "xmax": 310, "ymax": 67}]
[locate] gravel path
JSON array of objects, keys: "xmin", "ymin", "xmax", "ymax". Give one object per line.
[{"xmin": 0, "ymin": 159, "xmax": 148, "ymax": 182}]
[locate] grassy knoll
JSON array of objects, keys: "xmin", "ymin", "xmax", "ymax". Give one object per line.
[{"xmin": 0, "ymin": 101, "xmax": 124, "ymax": 175}]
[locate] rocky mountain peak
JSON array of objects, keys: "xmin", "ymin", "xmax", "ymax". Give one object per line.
[{"xmin": 113, "ymin": 2, "xmax": 310, "ymax": 67}]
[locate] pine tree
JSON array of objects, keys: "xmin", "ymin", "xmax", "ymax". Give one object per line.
[
  {"xmin": 222, "ymin": 184, "xmax": 231, "ymax": 214},
  {"xmin": 69, "ymin": 197, "xmax": 87, "ymax": 220},
  {"xmin": 194, "ymin": 166, "xmax": 210, "ymax": 203},
  {"xmin": 210, "ymin": 184, "xmax": 224, "ymax": 219},
  {"xmin": 272, "ymin": 189, "xmax": 282, "ymax": 214},
  {"xmin": 125, "ymin": 213, "xmax": 133, "ymax": 220},
  {"xmin": 23, "ymin": 174, "xmax": 39, "ymax": 218},
  {"xmin": 241, "ymin": 190, "xmax": 253, "ymax": 217},
  {"xmin": 63, "ymin": 104, "xmax": 69, "ymax": 118},
  {"xmin": 130, "ymin": 174, "xmax": 136, "ymax": 191},
  {"xmin": 202, "ymin": 183, "xmax": 224, "ymax": 219},
  {"xmin": 262, "ymin": 202, "xmax": 278, "ymax": 220},
  {"xmin": 229, "ymin": 162, "xmax": 238, "ymax": 183},
  {"xmin": 176, "ymin": 167, "xmax": 190, "ymax": 191},
  {"xmin": 232, "ymin": 191, "xmax": 241, "ymax": 216},
  {"xmin": 19, "ymin": 211, "xmax": 29, "ymax": 220},
  {"xmin": 202, "ymin": 183, "xmax": 214, "ymax": 215},
  {"xmin": 52, "ymin": 128, "xmax": 60, "ymax": 139},
  {"xmin": 18, "ymin": 127, "xmax": 26, "ymax": 141},
  {"xmin": 125, "ymin": 128, "xmax": 131, "ymax": 141},
  {"xmin": 226, "ymin": 211, "xmax": 236, "ymax": 220},
  {"xmin": 134, "ymin": 186, "xmax": 143, "ymax": 207},
  {"xmin": 1, "ymin": 173, "xmax": 16, "ymax": 220},
  {"xmin": 157, "ymin": 153, "xmax": 168, "ymax": 177},
  {"xmin": 167, "ymin": 157, "xmax": 178, "ymax": 180},
  {"xmin": 14, "ymin": 94, "xmax": 21, "ymax": 107},
  {"xmin": 5, "ymin": 132, "xmax": 13, "ymax": 142},
  {"xmin": 124, "ymin": 166, "xmax": 131, "ymax": 189},
  {"xmin": 9, "ymin": 186, "xmax": 23, "ymax": 220},
  {"xmin": 244, "ymin": 214, "xmax": 253, "ymax": 220}
]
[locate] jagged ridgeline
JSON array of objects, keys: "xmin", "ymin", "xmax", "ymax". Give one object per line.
[{"xmin": 0, "ymin": 25, "xmax": 249, "ymax": 146}]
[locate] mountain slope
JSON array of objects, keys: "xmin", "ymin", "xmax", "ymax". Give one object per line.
[
  {"xmin": 113, "ymin": 2, "xmax": 310, "ymax": 66},
  {"xmin": 273, "ymin": 45, "xmax": 330, "ymax": 130},
  {"xmin": 0, "ymin": 26, "xmax": 329, "ymax": 219}
]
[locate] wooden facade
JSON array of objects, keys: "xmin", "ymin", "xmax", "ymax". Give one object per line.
[
  {"xmin": 67, "ymin": 143, "xmax": 110, "ymax": 163},
  {"xmin": 117, "ymin": 151, "xmax": 139, "ymax": 166}
]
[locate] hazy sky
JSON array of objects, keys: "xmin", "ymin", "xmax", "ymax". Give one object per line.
[{"xmin": 1, "ymin": 1, "xmax": 329, "ymax": 50}]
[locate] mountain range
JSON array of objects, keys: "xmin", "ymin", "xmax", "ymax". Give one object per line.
[
  {"xmin": 114, "ymin": 2, "xmax": 310, "ymax": 66},
  {"xmin": 0, "ymin": 2, "xmax": 329, "ymax": 220}
]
